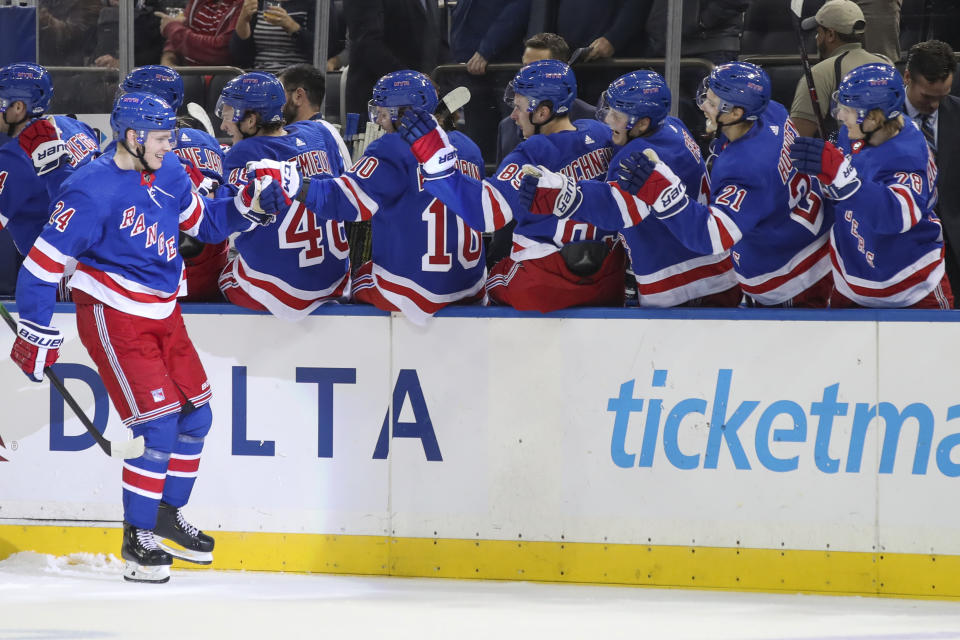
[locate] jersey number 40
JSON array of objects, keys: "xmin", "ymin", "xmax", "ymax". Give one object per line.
[{"xmin": 278, "ymin": 202, "xmax": 350, "ymax": 267}]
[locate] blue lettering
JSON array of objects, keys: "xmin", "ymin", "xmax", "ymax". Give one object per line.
[
  {"xmin": 295, "ymin": 367, "xmax": 356, "ymax": 458},
  {"xmin": 638, "ymin": 370, "xmax": 668, "ymax": 467},
  {"xmin": 936, "ymin": 404, "xmax": 960, "ymax": 477},
  {"xmin": 663, "ymin": 398, "xmax": 706, "ymax": 470},
  {"xmin": 704, "ymin": 369, "xmax": 755, "ymax": 470},
  {"xmin": 810, "ymin": 383, "xmax": 846, "ymax": 473},
  {"xmin": 755, "ymin": 400, "xmax": 806, "ymax": 472},
  {"xmin": 607, "ymin": 379, "xmax": 641, "ymax": 469},
  {"xmin": 49, "ymin": 363, "xmax": 109, "ymax": 451},
  {"xmin": 231, "ymin": 365, "xmax": 275, "ymax": 456},
  {"xmin": 373, "ymin": 369, "xmax": 442, "ymax": 461}
]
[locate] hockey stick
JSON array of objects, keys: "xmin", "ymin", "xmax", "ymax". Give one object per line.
[
  {"xmin": 437, "ymin": 86, "xmax": 471, "ymax": 120},
  {"xmin": 0, "ymin": 303, "xmax": 145, "ymax": 460},
  {"xmin": 186, "ymin": 102, "xmax": 216, "ymax": 137},
  {"xmin": 790, "ymin": 0, "xmax": 827, "ymax": 138}
]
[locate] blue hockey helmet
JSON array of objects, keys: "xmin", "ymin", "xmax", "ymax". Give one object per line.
[
  {"xmin": 216, "ymin": 72, "xmax": 285, "ymax": 124},
  {"xmin": 120, "ymin": 65, "xmax": 184, "ymax": 111},
  {"xmin": 505, "ymin": 59, "xmax": 577, "ymax": 116},
  {"xmin": 597, "ymin": 70, "xmax": 671, "ymax": 130},
  {"xmin": 832, "ymin": 63, "xmax": 904, "ymax": 124},
  {"xmin": 111, "ymin": 91, "xmax": 178, "ymax": 145},
  {"xmin": 0, "ymin": 62, "xmax": 53, "ymax": 115},
  {"xmin": 368, "ymin": 70, "xmax": 438, "ymax": 123},
  {"xmin": 697, "ymin": 61, "xmax": 770, "ymax": 120}
]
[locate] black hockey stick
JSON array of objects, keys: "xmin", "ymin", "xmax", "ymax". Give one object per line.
[
  {"xmin": 790, "ymin": 0, "xmax": 827, "ymax": 138},
  {"xmin": 0, "ymin": 303, "xmax": 145, "ymax": 460}
]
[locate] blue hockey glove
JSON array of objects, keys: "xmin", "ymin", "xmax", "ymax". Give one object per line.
[
  {"xmin": 397, "ymin": 108, "xmax": 457, "ymax": 179},
  {"xmin": 616, "ymin": 149, "xmax": 687, "ymax": 218},
  {"xmin": 789, "ymin": 137, "xmax": 860, "ymax": 200},
  {"xmin": 517, "ymin": 165, "xmax": 581, "ymax": 218}
]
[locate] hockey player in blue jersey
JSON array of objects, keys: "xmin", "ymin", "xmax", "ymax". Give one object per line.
[
  {"xmin": 516, "ymin": 70, "xmax": 741, "ymax": 308},
  {"xmin": 790, "ymin": 63, "xmax": 952, "ymax": 308},
  {"xmin": 394, "ymin": 59, "xmax": 626, "ymax": 313},
  {"xmin": 609, "ymin": 62, "xmax": 834, "ymax": 307},
  {"xmin": 256, "ymin": 70, "xmax": 487, "ymax": 323},
  {"xmin": 0, "ymin": 63, "xmax": 100, "ymax": 256},
  {"xmin": 9, "ymin": 93, "xmax": 275, "ymax": 583},
  {"xmin": 216, "ymin": 71, "xmax": 352, "ymax": 320}
]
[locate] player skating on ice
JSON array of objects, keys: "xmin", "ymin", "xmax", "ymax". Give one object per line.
[
  {"xmin": 9, "ymin": 92, "xmax": 275, "ymax": 583},
  {"xmin": 216, "ymin": 72, "xmax": 352, "ymax": 320},
  {"xmin": 790, "ymin": 63, "xmax": 953, "ymax": 308},
  {"xmin": 610, "ymin": 62, "xmax": 834, "ymax": 307},
  {"xmin": 253, "ymin": 70, "xmax": 487, "ymax": 322},
  {"xmin": 392, "ymin": 60, "xmax": 627, "ymax": 313},
  {"xmin": 516, "ymin": 70, "xmax": 741, "ymax": 307}
]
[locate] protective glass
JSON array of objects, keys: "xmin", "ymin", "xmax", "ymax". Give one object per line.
[
  {"xmin": 215, "ymin": 97, "xmax": 244, "ymax": 122},
  {"xmin": 138, "ymin": 129, "xmax": 178, "ymax": 148},
  {"xmin": 367, "ymin": 101, "xmax": 399, "ymax": 124},
  {"xmin": 596, "ymin": 92, "xmax": 631, "ymax": 131}
]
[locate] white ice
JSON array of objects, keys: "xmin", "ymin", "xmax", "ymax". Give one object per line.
[{"xmin": 2, "ymin": 552, "xmax": 960, "ymax": 640}]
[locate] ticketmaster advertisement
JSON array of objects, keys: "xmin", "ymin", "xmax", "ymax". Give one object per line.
[{"xmin": 2, "ymin": 308, "xmax": 960, "ymax": 584}]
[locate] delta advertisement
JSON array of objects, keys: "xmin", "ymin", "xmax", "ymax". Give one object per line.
[{"xmin": 2, "ymin": 308, "xmax": 960, "ymax": 558}]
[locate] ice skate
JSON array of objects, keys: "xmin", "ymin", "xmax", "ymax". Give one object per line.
[
  {"xmin": 154, "ymin": 502, "xmax": 215, "ymax": 565},
  {"xmin": 121, "ymin": 522, "xmax": 172, "ymax": 583}
]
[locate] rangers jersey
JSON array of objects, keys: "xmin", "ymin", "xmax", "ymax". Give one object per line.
[
  {"xmin": 654, "ymin": 101, "xmax": 832, "ymax": 305},
  {"xmin": 220, "ymin": 124, "xmax": 350, "ymax": 321},
  {"xmin": 420, "ymin": 119, "xmax": 616, "ymax": 262},
  {"xmin": 297, "ymin": 130, "xmax": 486, "ymax": 322},
  {"xmin": 570, "ymin": 116, "xmax": 737, "ymax": 307},
  {"xmin": 15, "ymin": 151, "xmax": 250, "ymax": 326},
  {"xmin": 0, "ymin": 115, "xmax": 100, "ymax": 254},
  {"xmin": 830, "ymin": 119, "xmax": 945, "ymax": 307}
]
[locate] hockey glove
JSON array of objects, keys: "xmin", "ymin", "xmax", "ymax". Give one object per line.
[
  {"xmin": 19, "ymin": 116, "xmax": 71, "ymax": 176},
  {"xmin": 517, "ymin": 165, "xmax": 581, "ymax": 218},
  {"xmin": 244, "ymin": 159, "xmax": 301, "ymax": 205},
  {"xmin": 789, "ymin": 137, "xmax": 860, "ymax": 200},
  {"xmin": 616, "ymin": 149, "xmax": 688, "ymax": 218},
  {"xmin": 397, "ymin": 108, "xmax": 457, "ymax": 179},
  {"xmin": 183, "ymin": 162, "xmax": 218, "ymax": 198},
  {"xmin": 11, "ymin": 319, "xmax": 63, "ymax": 383},
  {"xmin": 235, "ymin": 176, "xmax": 280, "ymax": 226}
]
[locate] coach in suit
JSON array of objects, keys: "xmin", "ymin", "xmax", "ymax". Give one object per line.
[
  {"xmin": 343, "ymin": 0, "xmax": 443, "ymax": 117},
  {"xmin": 903, "ymin": 41, "xmax": 960, "ymax": 305}
]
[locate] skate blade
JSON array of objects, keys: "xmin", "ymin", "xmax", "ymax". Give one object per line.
[
  {"xmin": 123, "ymin": 561, "xmax": 170, "ymax": 583},
  {"xmin": 156, "ymin": 539, "xmax": 213, "ymax": 565}
]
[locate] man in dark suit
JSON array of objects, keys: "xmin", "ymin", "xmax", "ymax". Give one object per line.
[
  {"xmin": 903, "ymin": 40, "xmax": 960, "ymax": 306},
  {"xmin": 344, "ymin": 0, "xmax": 443, "ymax": 117}
]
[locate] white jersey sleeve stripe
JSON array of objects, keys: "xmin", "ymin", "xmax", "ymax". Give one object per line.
[
  {"xmin": 481, "ymin": 181, "xmax": 513, "ymax": 232},
  {"xmin": 609, "ymin": 183, "xmax": 648, "ymax": 227},
  {"xmin": 709, "ymin": 206, "xmax": 742, "ymax": 251},
  {"xmin": 178, "ymin": 192, "xmax": 205, "ymax": 235},
  {"xmin": 889, "ymin": 184, "xmax": 920, "ymax": 233},
  {"xmin": 334, "ymin": 175, "xmax": 378, "ymax": 221}
]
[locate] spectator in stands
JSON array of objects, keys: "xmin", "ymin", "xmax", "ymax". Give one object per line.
[
  {"xmin": 343, "ymin": 0, "xmax": 443, "ymax": 117},
  {"xmin": 855, "ymin": 0, "xmax": 902, "ymax": 63},
  {"xmin": 902, "ymin": 40, "xmax": 960, "ymax": 306},
  {"xmin": 37, "ymin": 0, "xmax": 101, "ymax": 66},
  {"xmin": 231, "ymin": 0, "xmax": 313, "ymax": 72},
  {"xmin": 548, "ymin": 0, "xmax": 649, "ymax": 61},
  {"xmin": 646, "ymin": 0, "xmax": 749, "ymax": 65},
  {"xmin": 450, "ymin": 0, "xmax": 530, "ymax": 75},
  {"xmin": 158, "ymin": 0, "xmax": 244, "ymax": 66},
  {"xmin": 790, "ymin": 0, "xmax": 891, "ymax": 138},
  {"xmin": 91, "ymin": 0, "xmax": 164, "ymax": 68}
]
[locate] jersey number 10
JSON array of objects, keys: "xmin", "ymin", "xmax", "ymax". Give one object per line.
[{"xmin": 422, "ymin": 198, "xmax": 482, "ymax": 272}]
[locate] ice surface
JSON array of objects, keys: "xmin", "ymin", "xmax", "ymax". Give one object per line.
[{"xmin": 2, "ymin": 552, "xmax": 960, "ymax": 640}]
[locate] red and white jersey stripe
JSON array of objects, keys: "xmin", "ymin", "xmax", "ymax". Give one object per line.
[
  {"xmin": 830, "ymin": 230, "xmax": 945, "ymax": 307},
  {"xmin": 122, "ymin": 463, "xmax": 166, "ymax": 501},
  {"xmin": 333, "ymin": 175, "xmax": 378, "ymax": 221},
  {"xmin": 218, "ymin": 254, "xmax": 349, "ymax": 322},
  {"xmin": 737, "ymin": 235, "xmax": 831, "ymax": 305},
  {"xmin": 369, "ymin": 263, "xmax": 485, "ymax": 325},
  {"xmin": 628, "ymin": 244, "xmax": 738, "ymax": 308}
]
